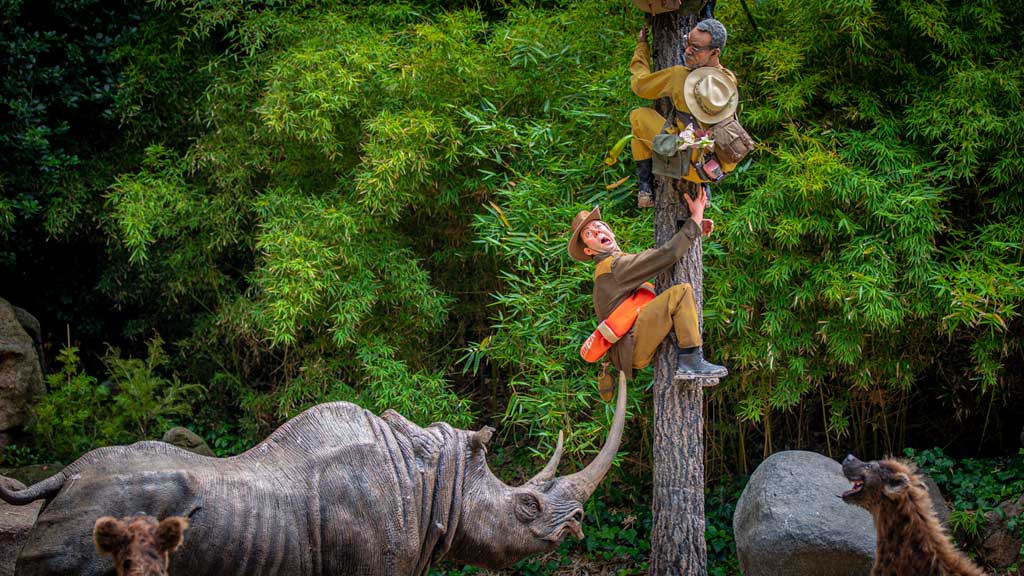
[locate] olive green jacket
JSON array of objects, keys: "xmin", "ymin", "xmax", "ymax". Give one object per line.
[
  {"xmin": 629, "ymin": 40, "xmax": 737, "ymax": 121},
  {"xmin": 592, "ymin": 219, "xmax": 701, "ymax": 379}
]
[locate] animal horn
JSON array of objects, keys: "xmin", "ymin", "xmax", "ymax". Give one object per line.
[
  {"xmin": 561, "ymin": 371, "xmax": 627, "ymax": 499},
  {"xmin": 525, "ymin": 431, "xmax": 564, "ymax": 485}
]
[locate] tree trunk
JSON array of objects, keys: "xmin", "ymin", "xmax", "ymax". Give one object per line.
[{"xmin": 647, "ymin": 6, "xmax": 714, "ymax": 576}]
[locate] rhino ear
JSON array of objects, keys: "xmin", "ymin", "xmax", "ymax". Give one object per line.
[
  {"xmin": 94, "ymin": 517, "xmax": 129, "ymax": 556},
  {"xmin": 469, "ymin": 426, "xmax": 494, "ymax": 452},
  {"xmin": 155, "ymin": 517, "xmax": 189, "ymax": 553}
]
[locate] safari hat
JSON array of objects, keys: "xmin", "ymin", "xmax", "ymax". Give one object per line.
[
  {"xmin": 568, "ymin": 205, "xmax": 602, "ymax": 262},
  {"xmin": 683, "ymin": 67, "xmax": 738, "ymax": 125}
]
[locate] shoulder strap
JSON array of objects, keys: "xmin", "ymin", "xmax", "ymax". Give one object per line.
[
  {"xmin": 658, "ymin": 107, "xmax": 677, "ymax": 135},
  {"xmin": 679, "ymin": 107, "xmax": 698, "ymax": 130}
]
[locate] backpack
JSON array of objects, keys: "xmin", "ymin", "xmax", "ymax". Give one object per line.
[
  {"xmin": 652, "ymin": 109, "xmax": 755, "ymax": 184},
  {"xmin": 709, "ymin": 115, "xmax": 756, "ymax": 166}
]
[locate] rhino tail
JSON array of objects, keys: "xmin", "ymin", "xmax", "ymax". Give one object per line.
[{"xmin": 0, "ymin": 471, "xmax": 67, "ymax": 505}]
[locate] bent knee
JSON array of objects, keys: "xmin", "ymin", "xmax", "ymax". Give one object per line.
[
  {"xmin": 629, "ymin": 109, "xmax": 644, "ymax": 133},
  {"xmin": 629, "ymin": 107, "xmax": 660, "ymax": 130},
  {"xmin": 667, "ymin": 283, "xmax": 693, "ymax": 294}
]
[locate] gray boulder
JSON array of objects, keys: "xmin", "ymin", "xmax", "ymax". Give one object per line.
[
  {"xmin": 0, "ymin": 476, "xmax": 41, "ymax": 576},
  {"xmin": 734, "ymin": 450, "xmax": 875, "ymax": 576},
  {"xmin": 0, "ymin": 299, "xmax": 44, "ymax": 433},
  {"xmin": 161, "ymin": 426, "xmax": 215, "ymax": 457}
]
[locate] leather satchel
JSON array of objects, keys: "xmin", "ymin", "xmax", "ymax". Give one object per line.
[{"xmin": 709, "ymin": 116, "xmax": 756, "ymax": 165}]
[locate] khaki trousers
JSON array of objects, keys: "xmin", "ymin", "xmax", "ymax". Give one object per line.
[
  {"xmin": 630, "ymin": 107, "xmax": 680, "ymax": 162},
  {"xmin": 631, "ymin": 283, "xmax": 701, "ymax": 369}
]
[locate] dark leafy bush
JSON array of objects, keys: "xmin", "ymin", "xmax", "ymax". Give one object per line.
[{"xmin": 908, "ymin": 446, "xmax": 1024, "ymax": 568}]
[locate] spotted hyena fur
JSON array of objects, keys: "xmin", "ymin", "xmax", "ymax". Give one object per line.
[{"xmin": 841, "ymin": 455, "xmax": 985, "ymax": 576}]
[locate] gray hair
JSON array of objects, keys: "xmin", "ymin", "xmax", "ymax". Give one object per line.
[{"xmin": 695, "ymin": 19, "xmax": 727, "ymax": 50}]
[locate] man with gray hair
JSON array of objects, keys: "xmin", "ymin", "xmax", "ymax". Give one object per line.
[
  {"xmin": 687, "ymin": 18, "xmax": 727, "ymax": 69},
  {"xmin": 629, "ymin": 18, "xmax": 737, "ymax": 208}
]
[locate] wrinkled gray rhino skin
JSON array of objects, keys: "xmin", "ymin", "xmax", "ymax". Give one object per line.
[
  {"xmin": 0, "ymin": 298, "xmax": 44, "ymax": 433},
  {"xmin": 2, "ymin": 377, "xmax": 627, "ymax": 576}
]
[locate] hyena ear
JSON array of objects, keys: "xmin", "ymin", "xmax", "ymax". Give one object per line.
[
  {"xmin": 883, "ymin": 472, "xmax": 910, "ymax": 498},
  {"xmin": 94, "ymin": 517, "xmax": 129, "ymax": 556},
  {"xmin": 155, "ymin": 517, "xmax": 189, "ymax": 553}
]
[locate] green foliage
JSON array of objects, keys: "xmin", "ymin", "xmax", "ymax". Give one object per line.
[
  {"xmin": 30, "ymin": 338, "xmax": 203, "ymax": 462},
  {"xmin": 92, "ymin": 0, "xmax": 649, "ymax": 446},
  {"xmin": 32, "ymin": 345, "xmax": 108, "ymax": 459},
  {"xmin": 0, "ymin": 0, "xmax": 145, "ymax": 249},
  {"xmin": 201, "ymin": 420, "xmax": 252, "ymax": 458},
  {"xmin": 467, "ymin": 0, "xmax": 1024, "ymax": 457},
  {"xmin": 908, "ymin": 446, "xmax": 1024, "ymax": 555},
  {"xmin": 4, "ymin": 0, "xmax": 1021, "ymax": 518},
  {"xmin": 98, "ymin": 3, "xmax": 511, "ymax": 436},
  {"xmin": 102, "ymin": 336, "xmax": 206, "ymax": 439},
  {"xmin": 0, "ymin": 443, "xmax": 46, "ymax": 468},
  {"xmin": 949, "ymin": 509, "xmax": 984, "ymax": 541},
  {"xmin": 5, "ymin": 4, "xmax": 1023, "ymax": 572},
  {"xmin": 703, "ymin": 0, "xmax": 1024, "ymax": 443},
  {"xmin": 910, "ymin": 446, "xmax": 1024, "ymax": 512},
  {"xmin": 705, "ymin": 481, "xmax": 744, "ymax": 576}
]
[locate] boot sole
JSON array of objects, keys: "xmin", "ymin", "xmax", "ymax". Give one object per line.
[{"xmin": 674, "ymin": 369, "xmax": 729, "ymax": 379}]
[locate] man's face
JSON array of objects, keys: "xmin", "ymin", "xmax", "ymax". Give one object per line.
[
  {"xmin": 581, "ymin": 220, "xmax": 619, "ymax": 257},
  {"xmin": 684, "ymin": 29, "xmax": 718, "ymax": 69}
]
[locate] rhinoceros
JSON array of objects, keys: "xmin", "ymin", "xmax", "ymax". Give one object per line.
[{"xmin": 1, "ymin": 376, "xmax": 626, "ymax": 575}]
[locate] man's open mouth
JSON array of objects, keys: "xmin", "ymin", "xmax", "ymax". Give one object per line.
[{"xmin": 842, "ymin": 478, "xmax": 864, "ymax": 497}]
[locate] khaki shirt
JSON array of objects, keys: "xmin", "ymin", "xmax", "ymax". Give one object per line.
[
  {"xmin": 629, "ymin": 41, "xmax": 738, "ymax": 123},
  {"xmin": 592, "ymin": 219, "xmax": 701, "ymax": 379}
]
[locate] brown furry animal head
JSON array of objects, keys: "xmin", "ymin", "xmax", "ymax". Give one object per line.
[
  {"xmin": 840, "ymin": 454, "xmax": 917, "ymax": 510},
  {"xmin": 841, "ymin": 454, "xmax": 987, "ymax": 576},
  {"xmin": 94, "ymin": 515, "xmax": 188, "ymax": 576}
]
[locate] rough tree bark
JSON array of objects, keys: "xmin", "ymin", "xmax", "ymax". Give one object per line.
[{"xmin": 647, "ymin": 3, "xmax": 717, "ymax": 575}]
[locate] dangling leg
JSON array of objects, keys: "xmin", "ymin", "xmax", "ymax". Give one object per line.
[
  {"xmin": 629, "ymin": 107, "xmax": 664, "ymax": 209},
  {"xmin": 636, "ymin": 158, "xmax": 654, "ymax": 208}
]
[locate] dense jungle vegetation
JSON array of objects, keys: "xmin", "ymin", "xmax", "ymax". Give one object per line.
[{"xmin": 2, "ymin": 0, "xmax": 1022, "ymax": 572}]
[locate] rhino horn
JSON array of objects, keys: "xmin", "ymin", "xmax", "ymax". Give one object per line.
[
  {"xmin": 525, "ymin": 431, "xmax": 564, "ymax": 485},
  {"xmin": 560, "ymin": 371, "xmax": 627, "ymax": 499}
]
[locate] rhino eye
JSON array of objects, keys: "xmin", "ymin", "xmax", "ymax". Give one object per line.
[{"xmin": 514, "ymin": 493, "xmax": 542, "ymax": 522}]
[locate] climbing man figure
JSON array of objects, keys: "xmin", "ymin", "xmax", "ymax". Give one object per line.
[
  {"xmin": 629, "ymin": 18, "xmax": 745, "ymax": 208},
  {"xmin": 569, "ymin": 188, "xmax": 727, "ymax": 396}
]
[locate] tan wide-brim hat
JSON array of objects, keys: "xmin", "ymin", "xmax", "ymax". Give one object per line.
[
  {"xmin": 568, "ymin": 205, "xmax": 602, "ymax": 262},
  {"xmin": 683, "ymin": 67, "xmax": 738, "ymax": 125}
]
